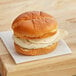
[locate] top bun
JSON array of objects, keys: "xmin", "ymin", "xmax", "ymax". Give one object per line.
[{"xmin": 12, "ymin": 11, "xmax": 58, "ymax": 38}]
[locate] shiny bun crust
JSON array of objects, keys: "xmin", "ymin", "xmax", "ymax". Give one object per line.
[
  {"xmin": 12, "ymin": 11, "xmax": 58, "ymax": 38},
  {"xmin": 14, "ymin": 42, "xmax": 58, "ymax": 56}
]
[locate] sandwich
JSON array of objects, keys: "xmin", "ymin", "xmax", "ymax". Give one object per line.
[{"xmin": 12, "ymin": 11, "xmax": 67, "ymax": 56}]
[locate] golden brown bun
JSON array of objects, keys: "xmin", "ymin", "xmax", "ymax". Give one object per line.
[
  {"xmin": 14, "ymin": 30, "xmax": 57, "ymax": 40},
  {"xmin": 14, "ymin": 42, "xmax": 58, "ymax": 56},
  {"xmin": 12, "ymin": 11, "xmax": 58, "ymax": 39}
]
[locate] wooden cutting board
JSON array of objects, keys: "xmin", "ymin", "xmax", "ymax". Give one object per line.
[{"xmin": 0, "ymin": 0, "xmax": 76, "ymax": 76}]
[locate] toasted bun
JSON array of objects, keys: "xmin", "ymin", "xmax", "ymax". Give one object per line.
[
  {"xmin": 14, "ymin": 30, "xmax": 57, "ymax": 40},
  {"xmin": 14, "ymin": 42, "xmax": 58, "ymax": 56},
  {"xmin": 12, "ymin": 11, "xmax": 58, "ymax": 39}
]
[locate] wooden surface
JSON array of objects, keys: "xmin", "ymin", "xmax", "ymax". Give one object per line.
[{"xmin": 0, "ymin": 0, "xmax": 76, "ymax": 76}]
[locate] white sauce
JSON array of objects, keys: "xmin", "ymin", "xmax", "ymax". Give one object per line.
[{"xmin": 13, "ymin": 29, "xmax": 68, "ymax": 50}]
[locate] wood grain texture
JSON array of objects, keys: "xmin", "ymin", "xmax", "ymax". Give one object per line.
[{"xmin": 0, "ymin": 0, "xmax": 76, "ymax": 76}]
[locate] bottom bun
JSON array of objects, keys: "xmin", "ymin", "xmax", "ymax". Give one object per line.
[{"xmin": 14, "ymin": 42, "xmax": 58, "ymax": 56}]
